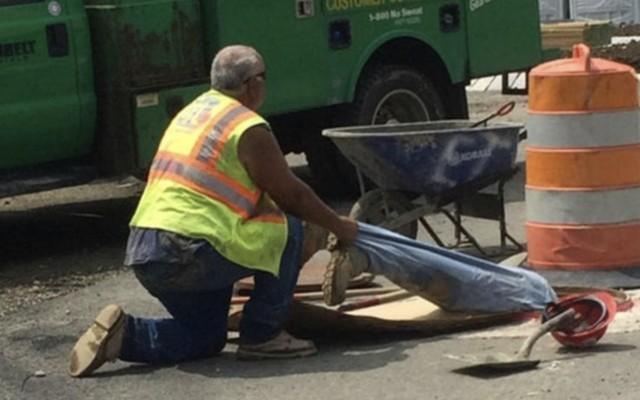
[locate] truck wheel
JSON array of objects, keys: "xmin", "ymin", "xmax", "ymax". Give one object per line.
[
  {"xmin": 306, "ymin": 66, "xmax": 445, "ymax": 195},
  {"xmin": 352, "ymin": 65, "xmax": 445, "ymax": 125}
]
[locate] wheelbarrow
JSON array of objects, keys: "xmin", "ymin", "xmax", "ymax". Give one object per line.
[{"xmin": 322, "ymin": 114, "xmax": 524, "ymax": 255}]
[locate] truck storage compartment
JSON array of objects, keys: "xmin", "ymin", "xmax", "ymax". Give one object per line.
[{"xmin": 84, "ymin": 0, "xmax": 207, "ymax": 174}]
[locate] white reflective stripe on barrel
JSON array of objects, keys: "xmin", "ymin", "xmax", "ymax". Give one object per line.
[
  {"xmin": 526, "ymin": 186, "xmax": 640, "ymax": 224},
  {"xmin": 527, "ymin": 110, "xmax": 640, "ymax": 148}
]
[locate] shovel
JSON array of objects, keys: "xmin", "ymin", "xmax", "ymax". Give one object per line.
[{"xmin": 468, "ymin": 308, "xmax": 577, "ymax": 371}]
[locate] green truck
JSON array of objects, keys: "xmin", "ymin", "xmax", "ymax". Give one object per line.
[{"xmin": 1, "ymin": 0, "xmax": 544, "ymax": 197}]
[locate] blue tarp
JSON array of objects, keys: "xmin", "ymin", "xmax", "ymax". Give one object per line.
[{"xmin": 352, "ymin": 223, "xmax": 558, "ymax": 313}]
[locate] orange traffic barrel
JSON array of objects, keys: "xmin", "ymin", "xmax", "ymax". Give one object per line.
[{"xmin": 526, "ymin": 43, "xmax": 640, "ymax": 287}]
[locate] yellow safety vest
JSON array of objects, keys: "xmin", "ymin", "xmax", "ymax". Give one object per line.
[{"xmin": 130, "ymin": 89, "xmax": 288, "ymax": 275}]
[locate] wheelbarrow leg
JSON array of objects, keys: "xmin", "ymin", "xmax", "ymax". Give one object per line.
[
  {"xmin": 454, "ymin": 201, "xmax": 463, "ymax": 245},
  {"xmin": 417, "ymin": 217, "xmax": 446, "ymax": 247},
  {"xmin": 498, "ymin": 178, "xmax": 525, "ymax": 253},
  {"xmin": 356, "ymin": 168, "xmax": 367, "ymax": 198},
  {"xmin": 439, "ymin": 208, "xmax": 489, "ymax": 257}
]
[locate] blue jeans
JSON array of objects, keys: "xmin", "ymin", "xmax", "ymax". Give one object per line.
[{"xmin": 119, "ymin": 217, "xmax": 304, "ymax": 365}]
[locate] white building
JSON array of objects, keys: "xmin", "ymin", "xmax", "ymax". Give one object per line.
[
  {"xmin": 539, "ymin": 0, "xmax": 640, "ymax": 23},
  {"xmin": 539, "ymin": 0, "xmax": 568, "ymax": 21}
]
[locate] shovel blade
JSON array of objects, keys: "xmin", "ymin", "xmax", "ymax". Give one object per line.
[{"xmin": 475, "ymin": 358, "xmax": 541, "ymax": 371}]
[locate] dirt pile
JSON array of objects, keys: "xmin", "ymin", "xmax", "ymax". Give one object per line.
[
  {"xmin": 593, "ymin": 40, "xmax": 640, "ymax": 70},
  {"xmin": 612, "ymin": 23, "xmax": 640, "ymax": 36},
  {"xmin": 591, "ymin": 23, "xmax": 640, "ymax": 70}
]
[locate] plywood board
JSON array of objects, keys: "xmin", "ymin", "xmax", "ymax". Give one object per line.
[
  {"xmin": 348, "ymin": 296, "xmax": 440, "ymax": 320},
  {"xmin": 229, "ymin": 296, "xmax": 526, "ymax": 340}
]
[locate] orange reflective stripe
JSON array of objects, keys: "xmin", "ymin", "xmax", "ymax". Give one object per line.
[
  {"xmin": 527, "ymin": 221, "xmax": 640, "ymax": 269},
  {"xmin": 529, "ymin": 73, "xmax": 638, "ymax": 113},
  {"xmin": 148, "ymin": 169, "xmax": 250, "ymax": 218},
  {"xmin": 253, "ymin": 212, "xmax": 286, "ymax": 224},
  {"xmin": 151, "ymin": 95, "xmax": 276, "ymax": 222},
  {"xmin": 527, "ymin": 145, "xmax": 640, "ymax": 189},
  {"xmin": 155, "ymin": 151, "xmax": 260, "ymax": 203},
  {"xmin": 152, "ymin": 154, "xmax": 260, "ymax": 202},
  {"xmin": 150, "ymin": 157, "xmax": 257, "ymax": 218},
  {"xmin": 196, "ymin": 105, "xmax": 252, "ymax": 163},
  {"xmin": 207, "ymin": 110, "xmax": 256, "ymax": 164},
  {"xmin": 189, "ymin": 103, "xmax": 240, "ymax": 159}
]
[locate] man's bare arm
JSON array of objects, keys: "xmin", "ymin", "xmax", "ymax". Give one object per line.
[{"xmin": 238, "ymin": 125, "xmax": 357, "ymax": 244}]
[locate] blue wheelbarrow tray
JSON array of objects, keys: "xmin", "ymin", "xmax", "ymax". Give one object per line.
[{"xmin": 323, "ymin": 120, "xmax": 523, "ymax": 196}]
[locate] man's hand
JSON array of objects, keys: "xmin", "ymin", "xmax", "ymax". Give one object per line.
[{"xmin": 332, "ymin": 216, "xmax": 359, "ymax": 246}]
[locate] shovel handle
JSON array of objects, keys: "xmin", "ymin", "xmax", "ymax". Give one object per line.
[{"xmin": 515, "ymin": 308, "xmax": 577, "ymax": 360}]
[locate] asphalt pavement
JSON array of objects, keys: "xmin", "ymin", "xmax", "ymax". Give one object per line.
[{"xmin": 2, "ymin": 93, "xmax": 640, "ymax": 400}]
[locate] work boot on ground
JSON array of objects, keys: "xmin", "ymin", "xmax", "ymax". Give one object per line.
[
  {"xmin": 322, "ymin": 244, "xmax": 369, "ymax": 306},
  {"xmin": 68, "ymin": 304, "xmax": 126, "ymax": 377},
  {"xmin": 237, "ymin": 331, "xmax": 317, "ymax": 360}
]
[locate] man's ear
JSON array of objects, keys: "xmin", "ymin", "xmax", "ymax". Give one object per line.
[{"xmin": 246, "ymin": 79, "xmax": 258, "ymax": 94}]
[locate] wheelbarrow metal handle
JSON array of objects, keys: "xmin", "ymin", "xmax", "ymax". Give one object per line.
[{"xmin": 471, "ymin": 101, "xmax": 516, "ymax": 128}]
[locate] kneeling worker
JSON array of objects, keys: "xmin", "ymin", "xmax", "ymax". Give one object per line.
[{"xmin": 68, "ymin": 45, "xmax": 358, "ymax": 377}]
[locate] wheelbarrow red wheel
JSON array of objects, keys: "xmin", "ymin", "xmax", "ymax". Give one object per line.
[{"xmin": 349, "ymin": 189, "xmax": 418, "ymax": 239}]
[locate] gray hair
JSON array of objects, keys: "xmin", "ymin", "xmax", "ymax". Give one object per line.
[{"xmin": 210, "ymin": 45, "xmax": 263, "ymax": 93}]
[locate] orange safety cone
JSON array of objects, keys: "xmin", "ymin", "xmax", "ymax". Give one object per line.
[{"xmin": 525, "ymin": 43, "xmax": 640, "ymax": 287}]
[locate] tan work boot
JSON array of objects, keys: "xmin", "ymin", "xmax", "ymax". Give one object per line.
[
  {"xmin": 68, "ymin": 304, "xmax": 126, "ymax": 377},
  {"xmin": 322, "ymin": 242, "xmax": 369, "ymax": 306},
  {"xmin": 237, "ymin": 331, "xmax": 317, "ymax": 360}
]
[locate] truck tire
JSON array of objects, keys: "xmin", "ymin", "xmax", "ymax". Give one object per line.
[
  {"xmin": 351, "ymin": 65, "xmax": 445, "ymax": 125},
  {"xmin": 306, "ymin": 65, "xmax": 445, "ymax": 195}
]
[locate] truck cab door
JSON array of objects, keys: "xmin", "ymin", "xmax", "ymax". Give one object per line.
[{"xmin": 0, "ymin": 0, "xmax": 95, "ymax": 170}]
